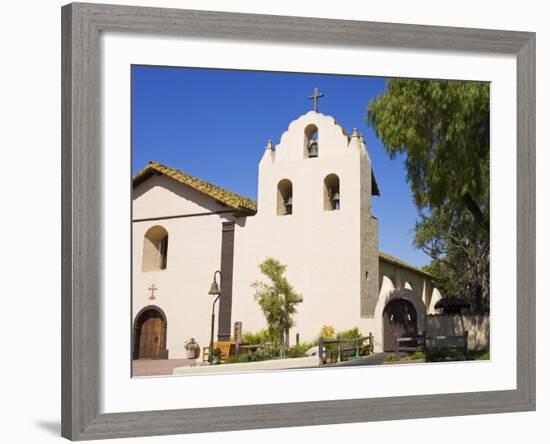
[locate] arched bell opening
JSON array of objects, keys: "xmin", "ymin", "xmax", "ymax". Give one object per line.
[
  {"xmin": 323, "ymin": 174, "xmax": 340, "ymax": 211},
  {"xmin": 277, "ymin": 179, "xmax": 293, "ymax": 216},
  {"xmin": 304, "ymin": 124, "xmax": 319, "ymax": 158}
]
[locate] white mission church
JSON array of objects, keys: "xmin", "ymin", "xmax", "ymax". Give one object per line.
[{"xmin": 132, "ymin": 103, "xmax": 442, "ymax": 361}]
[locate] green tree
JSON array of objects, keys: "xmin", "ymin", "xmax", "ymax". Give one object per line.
[
  {"xmin": 367, "ymin": 79, "xmax": 489, "ymax": 230},
  {"xmin": 367, "ymin": 79, "xmax": 490, "ymax": 311},
  {"xmin": 251, "ymin": 258, "xmax": 303, "ymax": 357},
  {"xmin": 416, "ymin": 205, "xmax": 489, "ymax": 311}
]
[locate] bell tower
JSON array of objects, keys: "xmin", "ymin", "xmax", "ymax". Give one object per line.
[{"xmin": 250, "ymin": 96, "xmax": 380, "ymax": 330}]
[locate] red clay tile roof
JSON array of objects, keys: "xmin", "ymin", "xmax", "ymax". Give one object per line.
[{"xmin": 133, "ymin": 161, "xmax": 257, "ymax": 214}]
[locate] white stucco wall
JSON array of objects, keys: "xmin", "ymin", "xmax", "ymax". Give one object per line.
[
  {"xmin": 132, "ymin": 175, "xmax": 236, "ymax": 359},
  {"xmin": 231, "ymin": 112, "xmax": 378, "ymax": 344}
]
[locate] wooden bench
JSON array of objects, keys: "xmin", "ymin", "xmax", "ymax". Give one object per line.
[
  {"xmin": 425, "ymin": 332, "xmax": 468, "ymax": 359},
  {"xmin": 397, "ymin": 335, "xmax": 426, "ymax": 353},
  {"xmin": 202, "ymin": 341, "xmax": 236, "ymax": 363},
  {"xmin": 397, "ymin": 332, "xmax": 468, "ymax": 359}
]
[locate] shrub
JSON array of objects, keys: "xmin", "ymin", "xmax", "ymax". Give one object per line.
[
  {"xmin": 225, "ymin": 347, "xmax": 279, "ymax": 364},
  {"xmin": 409, "ymin": 351, "xmax": 426, "ymax": 360},
  {"xmin": 211, "ymin": 348, "xmax": 222, "ymax": 357},
  {"xmin": 336, "ymin": 327, "xmax": 362, "ymax": 339},
  {"xmin": 286, "ymin": 341, "xmax": 317, "ymax": 358},
  {"xmin": 320, "ymin": 325, "xmax": 335, "ymax": 339},
  {"xmin": 467, "ymin": 350, "xmax": 490, "ymax": 360},
  {"xmin": 184, "ymin": 338, "xmax": 200, "ymax": 351},
  {"xmin": 425, "ymin": 349, "xmax": 465, "ymax": 362},
  {"xmin": 242, "ymin": 329, "xmax": 272, "ymax": 345},
  {"xmin": 358, "ymin": 345, "xmax": 372, "ymax": 356},
  {"xmin": 225, "ymin": 354, "xmax": 250, "ymax": 364}
]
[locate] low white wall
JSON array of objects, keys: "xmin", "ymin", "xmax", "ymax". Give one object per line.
[
  {"xmin": 426, "ymin": 315, "xmax": 490, "ymax": 351},
  {"xmin": 173, "ymin": 356, "xmax": 319, "ymax": 375}
]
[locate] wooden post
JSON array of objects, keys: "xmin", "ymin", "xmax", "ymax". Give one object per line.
[
  {"xmin": 368, "ymin": 332, "xmax": 374, "ymax": 354},
  {"xmin": 464, "ymin": 331, "xmax": 469, "ymax": 357},
  {"xmin": 296, "ymin": 333, "xmax": 300, "ymax": 346},
  {"xmin": 318, "ymin": 337, "xmax": 324, "ymax": 366},
  {"xmin": 234, "ymin": 321, "xmax": 242, "ymax": 357},
  {"xmin": 355, "ymin": 338, "xmax": 360, "ymax": 357},
  {"xmin": 336, "ymin": 337, "xmax": 341, "ymax": 362}
]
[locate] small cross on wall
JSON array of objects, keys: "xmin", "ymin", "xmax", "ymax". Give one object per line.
[{"xmin": 148, "ymin": 284, "xmax": 158, "ymax": 300}]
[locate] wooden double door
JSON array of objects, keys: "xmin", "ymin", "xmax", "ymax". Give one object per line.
[
  {"xmin": 133, "ymin": 307, "xmax": 167, "ymax": 359},
  {"xmin": 383, "ymin": 298, "xmax": 417, "ymax": 352}
]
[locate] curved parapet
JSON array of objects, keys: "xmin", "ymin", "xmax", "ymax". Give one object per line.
[{"xmin": 263, "ymin": 111, "xmax": 359, "ymax": 163}]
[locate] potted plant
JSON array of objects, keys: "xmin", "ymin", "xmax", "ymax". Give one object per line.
[
  {"xmin": 211, "ymin": 347, "xmax": 222, "ymax": 365},
  {"xmin": 184, "ymin": 338, "xmax": 200, "ymax": 359}
]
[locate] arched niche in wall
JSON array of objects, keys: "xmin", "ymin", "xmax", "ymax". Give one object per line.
[
  {"xmin": 142, "ymin": 225, "xmax": 169, "ymax": 271},
  {"xmin": 277, "ymin": 179, "xmax": 293, "ymax": 215}
]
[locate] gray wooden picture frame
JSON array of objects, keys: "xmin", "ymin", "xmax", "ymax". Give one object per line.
[{"xmin": 61, "ymin": 2, "xmax": 536, "ymax": 440}]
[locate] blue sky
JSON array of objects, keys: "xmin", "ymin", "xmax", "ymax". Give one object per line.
[{"xmin": 132, "ymin": 65, "xmax": 431, "ymax": 268}]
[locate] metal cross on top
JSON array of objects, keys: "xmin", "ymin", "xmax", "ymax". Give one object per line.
[
  {"xmin": 309, "ymin": 87, "xmax": 325, "ymax": 112},
  {"xmin": 148, "ymin": 284, "xmax": 158, "ymax": 300}
]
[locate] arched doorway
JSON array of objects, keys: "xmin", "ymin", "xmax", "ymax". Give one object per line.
[
  {"xmin": 133, "ymin": 306, "xmax": 168, "ymax": 359},
  {"xmin": 383, "ymin": 298, "xmax": 417, "ymax": 352}
]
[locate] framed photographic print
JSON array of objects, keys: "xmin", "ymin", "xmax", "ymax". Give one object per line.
[{"xmin": 61, "ymin": 2, "xmax": 535, "ymax": 440}]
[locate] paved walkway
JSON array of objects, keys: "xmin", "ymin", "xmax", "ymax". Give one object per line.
[{"xmin": 132, "ymin": 359, "xmax": 198, "ymax": 377}]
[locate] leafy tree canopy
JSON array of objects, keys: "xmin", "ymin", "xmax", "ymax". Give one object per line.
[
  {"xmin": 368, "ymin": 79, "xmax": 489, "ymax": 231},
  {"xmin": 416, "ymin": 204, "xmax": 489, "ymax": 311}
]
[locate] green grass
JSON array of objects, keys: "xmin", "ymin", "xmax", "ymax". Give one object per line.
[
  {"xmin": 384, "ymin": 349, "xmax": 489, "ymax": 363},
  {"xmin": 467, "ymin": 350, "xmax": 490, "ymax": 360},
  {"xmin": 384, "ymin": 351, "xmax": 426, "ymax": 363}
]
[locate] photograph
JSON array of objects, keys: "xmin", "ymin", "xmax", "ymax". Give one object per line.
[
  {"xmin": 131, "ymin": 66, "xmax": 490, "ymax": 377},
  {"xmin": 0, "ymin": 0, "xmax": 540, "ymax": 442}
]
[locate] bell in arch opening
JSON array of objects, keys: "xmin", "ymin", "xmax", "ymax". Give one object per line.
[{"xmin": 305, "ymin": 124, "xmax": 319, "ymax": 158}]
